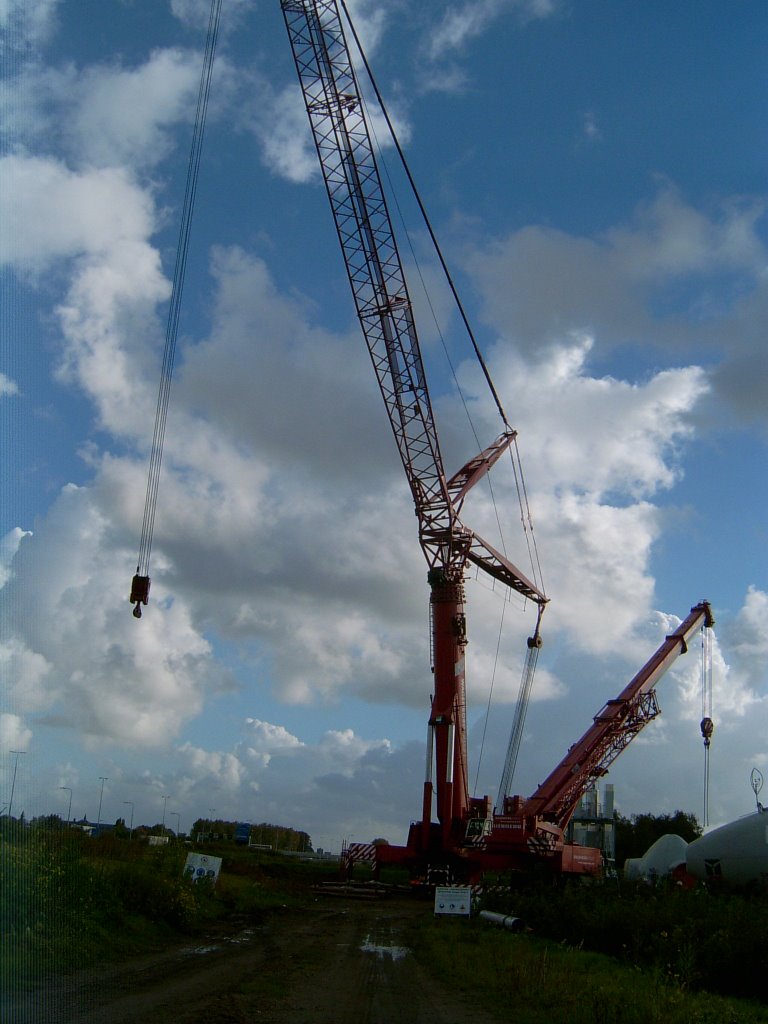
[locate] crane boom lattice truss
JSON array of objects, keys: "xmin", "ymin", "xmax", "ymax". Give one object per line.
[
  {"xmin": 282, "ymin": 0, "xmax": 545, "ymax": 601},
  {"xmin": 283, "ymin": 0, "xmax": 452, "ymax": 569}
]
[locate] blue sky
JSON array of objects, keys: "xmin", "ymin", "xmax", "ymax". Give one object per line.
[{"xmin": 1, "ymin": 0, "xmax": 766, "ymax": 851}]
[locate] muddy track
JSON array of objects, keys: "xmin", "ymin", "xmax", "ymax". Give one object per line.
[{"xmin": 7, "ymin": 898, "xmax": 507, "ymax": 1024}]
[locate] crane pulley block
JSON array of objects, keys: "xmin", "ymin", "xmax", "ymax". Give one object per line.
[
  {"xmin": 130, "ymin": 574, "xmax": 151, "ymax": 618},
  {"xmin": 700, "ymin": 716, "xmax": 714, "ymax": 747}
]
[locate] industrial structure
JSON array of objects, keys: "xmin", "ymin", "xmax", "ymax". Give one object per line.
[{"xmin": 567, "ymin": 784, "xmax": 616, "ymax": 865}]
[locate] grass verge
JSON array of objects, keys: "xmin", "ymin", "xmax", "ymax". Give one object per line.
[{"xmin": 408, "ymin": 912, "xmax": 767, "ymax": 1024}]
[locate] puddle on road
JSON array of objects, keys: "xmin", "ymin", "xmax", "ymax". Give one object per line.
[
  {"xmin": 360, "ymin": 934, "xmax": 411, "ymax": 961},
  {"xmin": 183, "ymin": 929, "xmax": 255, "ymax": 956}
]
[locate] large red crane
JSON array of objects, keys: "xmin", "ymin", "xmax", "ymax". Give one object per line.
[
  {"xmin": 283, "ymin": 1, "xmax": 715, "ymax": 884},
  {"xmin": 282, "ymin": 0, "xmax": 546, "ymax": 868}
]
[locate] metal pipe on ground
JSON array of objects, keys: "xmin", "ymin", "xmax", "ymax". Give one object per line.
[{"xmin": 479, "ymin": 910, "xmax": 524, "ymax": 932}]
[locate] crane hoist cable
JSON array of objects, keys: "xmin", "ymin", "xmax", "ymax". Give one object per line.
[
  {"xmin": 342, "ymin": 0, "xmax": 544, "ymax": 592},
  {"xmin": 509, "ymin": 435, "xmax": 546, "ymax": 597},
  {"xmin": 700, "ymin": 620, "xmax": 714, "ymax": 825},
  {"xmin": 472, "ymin": 595, "xmax": 506, "ymax": 798},
  {"xmin": 494, "ymin": 604, "xmax": 544, "ymax": 810},
  {"xmin": 130, "ymin": 0, "xmax": 222, "ymax": 618},
  {"xmin": 372, "ymin": 118, "xmax": 546, "ymax": 598},
  {"xmin": 338, "ymin": 0, "xmax": 511, "ymax": 434},
  {"xmin": 339, "ymin": 0, "xmax": 548, "ymax": 796}
]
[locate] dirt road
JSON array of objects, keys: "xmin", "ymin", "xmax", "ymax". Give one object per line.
[{"xmin": 7, "ymin": 897, "xmax": 507, "ymax": 1024}]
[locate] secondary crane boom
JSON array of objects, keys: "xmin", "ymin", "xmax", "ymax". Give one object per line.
[
  {"xmin": 282, "ymin": 0, "xmax": 546, "ymax": 861},
  {"xmin": 479, "ymin": 601, "xmax": 715, "ymax": 877},
  {"xmin": 520, "ymin": 601, "xmax": 715, "ymax": 831}
]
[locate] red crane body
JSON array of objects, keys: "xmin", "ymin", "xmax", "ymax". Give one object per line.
[{"xmin": 283, "ymin": 0, "xmax": 714, "ymax": 882}]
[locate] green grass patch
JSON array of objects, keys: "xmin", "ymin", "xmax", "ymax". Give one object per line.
[
  {"xmin": 481, "ymin": 880, "xmax": 768, "ymax": 1004},
  {"xmin": 0, "ymin": 828, "xmax": 319, "ymax": 991},
  {"xmin": 6, "ymin": 829, "xmax": 766, "ymax": 1023},
  {"xmin": 410, "ymin": 915, "xmax": 766, "ymax": 1024}
]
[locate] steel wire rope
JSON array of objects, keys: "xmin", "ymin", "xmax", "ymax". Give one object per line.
[
  {"xmin": 340, "ymin": 0, "xmax": 548, "ymax": 792},
  {"xmin": 341, "ymin": 0, "xmax": 545, "ymax": 593},
  {"xmin": 339, "ymin": 0, "xmax": 509, "ymax": 431},
  {"xmin": 353, "ymin": 63, "xmax": 532, "ymax": 792},
  {"xmin": 701, "ymin": 623, "xmax": 714, "ymax": 827},
  {"xmin": 496, "ymin": 639, "xmax": 540, "ymax": 811},
  {"xmin": 472, "ymin": 596, "xmax": 505, "ymax": 798},
  {"xmin": 509, "ymin": 437, "xmax": 546, "ymax": 596},
  {"xmin": 131, "ymin": 0, "xmax": 222, "ymax": 615}
]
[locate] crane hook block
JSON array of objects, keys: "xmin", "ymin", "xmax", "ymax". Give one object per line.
[
  {"xmin": 130, "ymin": 574, "xmax": 151, "ymax": 618},
  {"xmin": 700, "ymin": 716, "xmax": 714, "ymax": 747}
]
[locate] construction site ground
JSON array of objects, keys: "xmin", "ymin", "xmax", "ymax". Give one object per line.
[{"xmin": 8, "ymin": 895, "xmax": 508, "ymax": 1024}]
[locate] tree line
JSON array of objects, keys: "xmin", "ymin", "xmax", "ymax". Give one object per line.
[{"xmin": 190, "ymin": 818, "xmax": 312, "ymax": 851}]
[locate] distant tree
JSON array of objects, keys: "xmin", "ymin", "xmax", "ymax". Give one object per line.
[
  {"xmin": 0, "ymin": 815, "xmax": 25, "ymax": 840},
  {"xmin": 191, "ymin": 818, "xmax": 232, "ymax": 839},
  {"xmin": 30, "ymin": 814, "xmax": 65, "ymax": 832},
  {"xmin": 148, "ymin": 822, "xmax": 173, "ymax": 837},
  {"xmin": 188, "ymin": 818, "xmax": 312, "ymax": 850},
  {"xmin": 113, "ymin": 817, "xmax": 130, "ymax": 840},
  {"xmin": 614, "ymin": 810, "xmax": 702, "ymax": 864}
]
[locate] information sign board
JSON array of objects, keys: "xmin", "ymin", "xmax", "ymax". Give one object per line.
[
  {"xmin": 184, "ymin": 852, "xmax": 223, "ymax": 884},
  {"xmin": 434, "ymin": 885, "xmax": 472, "ymax": 916}
]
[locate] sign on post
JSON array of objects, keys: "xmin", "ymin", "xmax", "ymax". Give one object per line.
[
  {"xmin": 184, "ymin": 852, "xmax": 222, "ymax": 884},
  {"xmin": 434, "ymin": 885, "xmax": 472, "ymax": 916}
]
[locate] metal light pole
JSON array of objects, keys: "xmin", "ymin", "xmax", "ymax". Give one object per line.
[
  {"xmin": 161, "ymin": 794, "xmax": 170, "ymax": 831},
  {"xmin": 123, "ymin": 800, "xmax": 134, "ymax": 839},
  {"xmin": 8, "ymin": 750, "xmax": 26, "ymax": 818},
  {"xmin": 59, "ymin": 786, "xmax": 73, "ymax": 824},
  {"xmin": 171, "ymin": 811, "xmax": 181, "ymax": 837},
  {"xmin": 96, "ymin": 777, "xmax": 108, "ymax": 827}
]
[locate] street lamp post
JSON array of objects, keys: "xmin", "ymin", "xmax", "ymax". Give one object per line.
[
  {"xmin": 8, "ymin": 751, "xmax": 26, "ymax": 819},
  {"xmin": 97, "ymin": 777, "xmax": 108, "ymax": 828},
  {"xmin": 59, "ymin": 786, "xmax": 73, "ymax": 824},
  {"xmin": 123, "ymin": 800, "xmax": 134, "ymax": 839},
  {"xmin": 171, "ymin": 811, "xmax": 181, "ymax": 837},
  {"xmin": 161, "ymin": 795, "xmax": 170, "ymax": 832}
]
